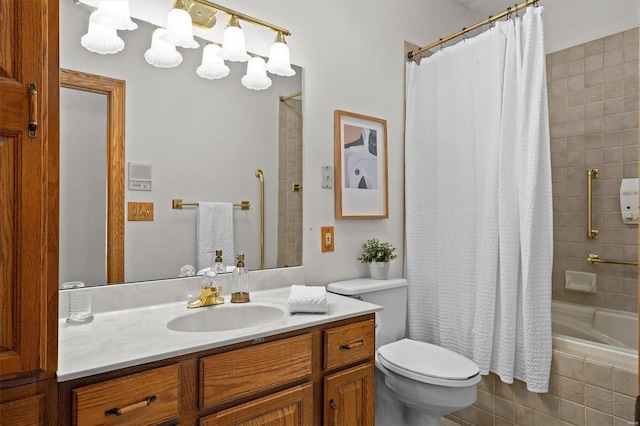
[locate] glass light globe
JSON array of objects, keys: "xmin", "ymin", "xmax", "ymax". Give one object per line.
[
  {"xmin": 144, "ymin": 29, "xmax": 183, "ymax": 68},
  {"xmin": 196, "ymin": 44, "xmax": 230, "ymax": 80},
  {"xmin": 220, "ymin": 23, "xmax": 250, "ymax": 62},
  {"xmin": 90, "ymin": 0, "xmax": 137, "ymax": 31},
  {"xmin": 160, "ymin": 8, "xmax": 199, "ymax": 49},
  {"xmin": 265, "ymin": 41, "xmax": 295, "ymax": 76},
  {"xmin": 241, "ymin": 57, "xmax": 272, "ymax": 90},
  {"xmin": 81, "ymin": 13, "xmax": 125, "ymax": 55}
]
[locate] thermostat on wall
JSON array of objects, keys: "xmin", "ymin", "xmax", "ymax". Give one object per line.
[{"xmin": 128, "ymin": 162, "xmax": 152, "ymax": 191}]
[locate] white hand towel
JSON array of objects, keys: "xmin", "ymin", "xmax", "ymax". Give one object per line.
[
  {"xmin": 197, "ymin": 202, "xmax": 234, "ymax": 271},
  {"xmin": 288, "ymin": 285, "xmax": 328, "ymax": 314}
]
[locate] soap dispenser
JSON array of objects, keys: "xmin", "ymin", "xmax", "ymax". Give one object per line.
[
  {"xmin": 211, "ymin": 250, "xmax": 227, "ymax": 274},
  {"xmin": 231, "ymin": 253, "xmax": 250, "ymax": 303}
]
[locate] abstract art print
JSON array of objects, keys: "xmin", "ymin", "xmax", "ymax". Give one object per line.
[{"xmin": 334, "ymin": 110, "xmax": 388, "ymax": 219}]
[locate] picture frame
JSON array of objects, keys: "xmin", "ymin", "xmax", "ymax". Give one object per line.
[{"xmin": 334, "ymin": 110, "xmax": 388, "ymax": 219}]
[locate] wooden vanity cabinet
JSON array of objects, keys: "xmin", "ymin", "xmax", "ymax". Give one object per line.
[
  {"xmin": 0, "ymin": 0, "xmax": 59, "ymax": 424},
  {"xmin": 57, "ymin": 314, "xmax": 375, "ymax": 426}
]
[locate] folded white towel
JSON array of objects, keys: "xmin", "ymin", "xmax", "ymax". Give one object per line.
[{"xmin": 288, "ymin": 285, "xmax": 328, "ymax": 314}]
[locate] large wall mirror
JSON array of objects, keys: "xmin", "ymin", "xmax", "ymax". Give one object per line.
[{"xmin": 59, "ymin": 0, "xmax": 303, "ymax": 287}]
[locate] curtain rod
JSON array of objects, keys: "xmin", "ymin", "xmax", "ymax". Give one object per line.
[
  {"xmin": 408, "ymin": 0, "xmax": 539, "ymax": 61},
  {"xmin": 280, "ymin": 91, "xmax": 302, "ymax": 102}
]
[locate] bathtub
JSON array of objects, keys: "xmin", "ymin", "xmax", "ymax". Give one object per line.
[{"xmin": 552, "ymin": 300, "xmax": 638, "ymax": 365}]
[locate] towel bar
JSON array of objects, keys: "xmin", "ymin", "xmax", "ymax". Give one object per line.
[
  {"xmin": 172, "ymin": 199, "xmax": 250, "ymax": 210},
  {"xmin": 587, "ymin": 254, "xmax": 638, "ymax": 266}
]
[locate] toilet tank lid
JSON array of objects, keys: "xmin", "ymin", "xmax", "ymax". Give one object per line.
[{"xmin": 326, "ymin": 278, "xmax": 408, "ymax": 296}]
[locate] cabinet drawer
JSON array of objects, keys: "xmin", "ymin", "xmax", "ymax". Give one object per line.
[
  {"xmin": 72, "ymin": 364, "xmax": 179, "ymax": 426},
  {"xmin": 201, "ymin": 334, "xmax": 312, "ymax": 408},
  {"xmin": 200, "ymin": 382, "xmax": 313, "ymax": 425},
  {"xmin": 324, "ymin": 319, "xmax": 375, "ymax": 370}
]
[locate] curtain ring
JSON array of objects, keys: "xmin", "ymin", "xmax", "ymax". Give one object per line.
[
  {"xmin": 488, "ymin": 15, "xmax": 495, "ymax": 29},
  {"xmin": 515, "ymin": 4, "xmax": 519, "ymax": 18},
  {"xmin": 439, "ymin": 38, "xmax": 444, "ymax": 51},
  {"xmin": 462, "ymin": 28, "xmax": 467, "ymax": 42}
]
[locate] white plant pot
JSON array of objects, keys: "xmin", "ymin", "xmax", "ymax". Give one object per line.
[{"xmin": 369, "ymin": 261, "xmax": 390, "ymax": 280}]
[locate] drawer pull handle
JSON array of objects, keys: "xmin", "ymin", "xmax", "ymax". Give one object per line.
[
  {"xmin": 105, "ymin": 395, "xmax": 156, "ymax": 417},
  {"xmin": 339, "ymin": 339, "xmax": 364, "ymax": 350}
]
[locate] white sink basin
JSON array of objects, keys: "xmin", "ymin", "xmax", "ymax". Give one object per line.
[{"xmin": 167, "ymin": 303, "xmax": 288, "ymax": 333}]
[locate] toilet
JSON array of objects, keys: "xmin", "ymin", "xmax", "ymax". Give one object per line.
[{"xmin": 327, "ymin": 278, "xmax": 480, "ymax": 426}]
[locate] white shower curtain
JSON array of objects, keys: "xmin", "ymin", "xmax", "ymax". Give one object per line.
[{"xmin": 405, "ymin": 7, "xmax": 553, "ymax": 392}]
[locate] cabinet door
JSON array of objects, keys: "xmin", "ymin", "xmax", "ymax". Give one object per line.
[
  {"xmin": 200, "ymin": 383, "xmax": 313, "ymax": 426},
  {"xmin": 0, "ymin": 393, "xmax": 44, "ymax": 425},
  {"xmin": 0, "ymin": 0, "xmax": 50, "ymax": 379},
  {"xmin": 324, "ymin": 363, "xmax": 374, "ymax": 426}
]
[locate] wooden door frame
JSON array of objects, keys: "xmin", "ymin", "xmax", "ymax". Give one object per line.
[{"xmin": 60, "ymin": 68, "xmax": 125, "ymax": 284}]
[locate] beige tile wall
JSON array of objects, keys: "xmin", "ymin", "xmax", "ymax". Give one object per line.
[
  {"xmin": 448, "ymin": 350, "xmax": 637, "ymax": 426},
  {"xmin": 277, "ymin": 98, "xmax": 303, "ymax": 267},
  {"xmin": 549, "ymin": 28, "xmax": 639, "ymax": 312}
]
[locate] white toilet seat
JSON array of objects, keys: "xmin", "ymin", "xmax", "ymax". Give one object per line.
[{"xmin": 377, "ymin": 338, "xmax": 481, "ymax": 388}]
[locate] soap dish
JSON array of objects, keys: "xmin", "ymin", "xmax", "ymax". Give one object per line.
[{"xmin": 565, "ymin": 270, "xmax": 596, "ymax": 294}]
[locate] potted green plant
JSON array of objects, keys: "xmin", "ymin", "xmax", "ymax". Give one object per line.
[{"xmin": 357, "ymin": 238, "xmax": 397, "ymax": 280}]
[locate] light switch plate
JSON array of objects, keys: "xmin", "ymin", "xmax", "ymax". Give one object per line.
[
  {"xmin": 321, "ymin": 226, "xmax": 334, "ymax": 252},
  {"xmin": 128, "ymin": 202, "xmax": 154, "ymax": 221},
  {"xmin": 321, "ymin": 166, "xmax": 333, "ymax": 189}
]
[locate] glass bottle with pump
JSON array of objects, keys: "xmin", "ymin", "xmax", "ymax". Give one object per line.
[
  {"xmin": 211, "ymin": 250, "xmax": 227, "ymax": 274},
  {"xmin": 231, "ymin": 253, "xmax": 250, "ymax": 303}
]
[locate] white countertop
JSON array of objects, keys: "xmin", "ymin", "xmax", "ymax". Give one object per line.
[{"xmin": 58, "ymin": 285, "xmax": 381, "ymax": 382}]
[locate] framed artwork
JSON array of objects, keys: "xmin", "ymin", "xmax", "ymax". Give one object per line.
[{"xmin": 334, "ymin": 110, "xmax": 388, "ymax": 219}]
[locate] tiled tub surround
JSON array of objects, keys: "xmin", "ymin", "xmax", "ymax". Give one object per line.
[
  {"xmin": 448, "ymin": 346, "xmax": 637, "ymax": 426},
  {"xmin": 448, "ymin": 29, "xmax": 639, "ymax": 426},
  {"xmin": 549, "ymin": 27, "xmax": 639, "ymax": 313},
  {"xmin": 448, "ymin": 305, "xmax": 637, "ymax": 424}
]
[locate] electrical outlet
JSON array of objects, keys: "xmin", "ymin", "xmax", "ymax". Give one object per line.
[{"xmin": 321, "ymin": 226, "xmax": 334, "ymax": 252}]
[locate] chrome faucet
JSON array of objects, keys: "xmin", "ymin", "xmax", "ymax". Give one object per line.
[{"xmin": 187, "ymin": 285, "xmax": 225, "ymax": 308}]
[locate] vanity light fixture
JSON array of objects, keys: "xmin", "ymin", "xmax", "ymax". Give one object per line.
[
  {"xmin": 78, "ymin": 0, "xmax": 294, "ymax": 90},
  {"xmin": 81, "ymin": 11, "xmax": 125, "ymax": 55}
]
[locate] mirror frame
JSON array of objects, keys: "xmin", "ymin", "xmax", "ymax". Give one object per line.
[{"xmin": 60, "ymin": 68, "xmax": 125, "ymax": 283}]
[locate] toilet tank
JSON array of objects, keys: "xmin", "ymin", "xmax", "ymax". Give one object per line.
[{"xmin": 327, "ymin": 278, "xmax": 407, "ymax": 348}]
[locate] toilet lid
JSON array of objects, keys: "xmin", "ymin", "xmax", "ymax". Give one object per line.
[{"xmin": 377, "ymin": 339, "xmax": 480, "ymax": 385}]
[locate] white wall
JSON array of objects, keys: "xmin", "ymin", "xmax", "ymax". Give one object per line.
[{"xmin": 229, "ymin": 0, "xmax": 478, "ymax": 285}]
